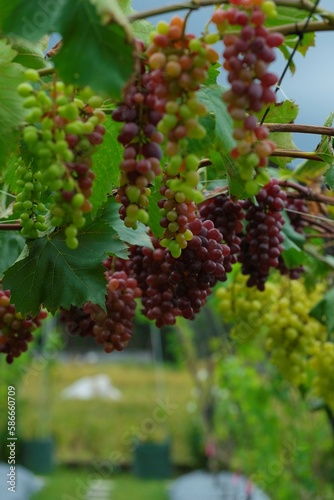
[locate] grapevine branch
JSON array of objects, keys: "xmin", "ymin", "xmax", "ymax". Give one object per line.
[
  {"xmin": 128, "ymin": 0, "xmax": 334, "ymax": 23},
  {"xmin": 279, "ymin": 180, "xmax": 334, "ymax": 206},
  {"xmin": 266, "ymin": 123, "xmax": 334, "ymax": 137}
]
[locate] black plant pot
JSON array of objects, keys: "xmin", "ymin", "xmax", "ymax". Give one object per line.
[
  {"xmin": 20, "ymin": 437, "xmax": 54, "ymax": 474},
  {"xmin": 133, "ymin": 439, "xmax": 172, "ymax": 479}
]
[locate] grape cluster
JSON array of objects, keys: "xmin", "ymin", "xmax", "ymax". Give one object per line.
[
  {"xmin": 166, "ymin": 219, "xmax": 230, "ymax": 319},
  {"xmin": 146, "ymin": 16, "xmax": 219, "ymax": 253},
  {"xmin": 238, "ymin": 179, "xmax": 286, "ymax": 290},
  {"xmin": 0, "ymin": 289, "xmax": 48, "ymax": 364},
  {"xmin": 286, "ymin": 196, "xmax": 309, "ymax": 234},
  {"xmin": 199, "ymin": 193, "xmax": 245, "ymax": 272},
  {"xmin": 16, "ymin": 70, "xmax": 106, "ymax": 248},
  {"xmin": 215, "ymin": 272, "xmax": 277, "ymax": 341},
  {"xmin": 264, "ymin": 279, "xmax": 326, "ymax": 386},
  {"xmin": 112, "ymin": 41, "xmax": 164, "ymax": 228},
  {"xmin": 59, "ymin": 306, "xmax": 95, "ymax": 337},
  {"xmin": 309, "ymin": 341, "xmax": 334, "ymax": 411},
  {"xmin": 211, "ymin": 1, "xmax": 284, "ymax": 190},
  {"xmin": 130, "ymin": 238, "xmax": 181, "ymax": 328},
  {"xmin": 158, "ymin": 175, "xmax": 197, "ymax": 257},
  {"xmin": 83, "ymin": 259, "xmax": 141, "ymax": 353}
]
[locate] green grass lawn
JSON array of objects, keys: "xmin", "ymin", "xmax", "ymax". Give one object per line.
[
  {"xmin": 15, "ymin": 360, "xmax": 196, "ymax": 466},
  {"xmin": 31, "ymin": 467, "xmax": 169, "ymax": 500}
]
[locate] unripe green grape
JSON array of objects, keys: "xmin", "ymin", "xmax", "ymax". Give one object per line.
[
  {"xmin": 23, "ymin": 200, "xmax": 33, "ymax": 210},
  {"xmin": 17, "ymin": 82, "xmax": 34, "ymax": 97},
  {"xmin": 126, "ymin": 186, "xmax": 141, "ymax": 203},
  {"xmin": 71, "ymin": 193, "xmax": 85, "ymax": 208},
  {"xmin": 65, "ymin": 225, "xmax": 78, "ymax": 239},
  {"xmin": 35, "ymin": 222, "xmax": 48, "ymax": 232},
  {"xmin": 137, "ymin": 209, "xmax": 149, "ymax": 224},
  {"xmin": 58, "ymin": 103, "xmax": 79, "ymax": 121},
  {"xmin": 88, "ymin": 95, "xmax": 104, "ymax": 108},
  {"xmin": 23, "ymin": 95, "xmax": 38, "ymax": 108},
  {"xmin": 24, "ymin": 69, "xmax": 40, "ymax": 82},
  {"xmin": 66, "ymin": 237, "xmax": 79, "ymax": 250}
]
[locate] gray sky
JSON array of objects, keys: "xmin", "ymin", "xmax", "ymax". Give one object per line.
[{"xmin": 132, "ymin": 0, "xmax": 334, "ymax": 154}]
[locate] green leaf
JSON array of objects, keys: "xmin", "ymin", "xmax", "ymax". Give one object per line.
[
  {"xmin": 205, "ymin": 63, "xmax": 220, "ymax": 86},
  {"xmin": 53, "ymin": 0, "xmax": 135, "ymax": 97},
  {"xmin": 3, "ymin": 217, "xmax": 121, "ymax": 315},
  {"xmin": 147, "ymin": 181, "xmax": 164, "ymax": 239},
  {"xmin": 132, "ymin": 19, "xmax": 155, "ymax": 45},
  {"xmin": 90, "ymin": 118, "xmax": 123, "ymax": 216},
  {"xmin": 0, "ymin": 231, "xmax": 25, "ymax": 278},
  {"xmin": 310, "ymin": 287, "xmax": 334, "ymax": 333},
  {"xmin": 9, "ymin": 37, "xmax": 52, "ymax": 69},
  {"xmin": 101, "ymin": 197, "xmax": 153, "ymax": 248},
  {"xmin": 0, "ymin": 0, "xmax": 62, "ymax": 40},
  {"xmin": 293, "ymin": 113, "xmax": 334, "ymax": 182},
  {"xmin": 197, "ymin": 85, "xmax": 234, "ymax": 154},
  {"xmin": 262, "ymin": 100, "xmax": 299, "ymax": 169},
  {"xmin": 0, "ymin": 40, "xmax": 25, "ymax": 168},
  {"xmin": 281, "ymin": 211, "xmax": 306, "ymax": 268}
]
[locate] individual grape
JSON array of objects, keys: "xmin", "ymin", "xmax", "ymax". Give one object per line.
[
  {"xmin": 0, "ymin": 289, "xmax": 48, "ymax": 364},
  {"xmin": 238, "ymin": 179, "xmax": 287, "ymax": 290},
  {"xmin": 18, "ymin": 77, "xmax": 106, "ymax": 248},
  {"xmin": 211, "ymin": 1, "xmax": 284, "ymax": 189}
]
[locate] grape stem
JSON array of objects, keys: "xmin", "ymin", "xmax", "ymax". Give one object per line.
[
  {"xmin": 37, "ymin": 67, "xmax": 56, "ymax": 77},
  {"xmin": 266, "ymin": 123, "xmax": 334, "ymax": 137}
]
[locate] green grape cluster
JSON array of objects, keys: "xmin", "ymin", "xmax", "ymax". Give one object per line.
[
  {"xmin": 16, "ymin": 70, "xmax": 106, "ymax": 248},
  {"xmin": 215, "ymin": 271, "xmax": 278, "ymax": 341},
  {"xmin": 309, "ymin": 342, "xmax": 334, "ymax": 411},
  {"xmin": 264, "ymin": 280, "xmax": 326, "ymax": 386},
  {"xmin": 13, "ymin": 160, "xmax": 48, "ymax": 238}
]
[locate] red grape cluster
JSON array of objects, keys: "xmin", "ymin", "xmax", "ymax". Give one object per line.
[
  {"xmin": 286, "ymin": 196, "xmax": 309, "ymax": 234},
  {"xmin": 17, "ymin": 73, "xmax": 106, "ymax": 249},
  {"xmin": 59, "ymin": 306, "xmax": 95, "ymax": 337},
  {"xmin": 145, "ymin": 16, "xmax": 219, "ymax": 253},
  {"xmin": 83, "ymin": 259, "xmax": 142, "ymax": 353},
  {"xmin": 130, "ymin": 238, "xmax": 181, "ymax": 328},
  {"xmin": 158, "ymin": 174, "xmax": 198, "ymax": 258},
  {"xmin": 198, "ymin": 193, "xmax": 245, "ymax": 272},
  {"xmin": 211, "ymin": 2, "xmax": 284, "ymax": 190},
  {"xmin": 238, "ymin": 179, "xmax": 287, "ymax": 290},
  {"xmin": 112, "ymin": 41, "xmax": 164, "ymax": 228},
  {"xmin": 0, "ymin": 290, "xmax": 48, "ymax": 364},
  {"xmin": 166, "ymin": 219, "xmax": 230, "ymax": 319}
]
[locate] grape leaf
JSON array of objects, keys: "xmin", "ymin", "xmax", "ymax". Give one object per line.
[
  {"xmin": 9, "ymin": 37, "xmax": 52, "ymax": 69},
  {"xmin": 53, "ymin": 0, "xmax": 135, "ymax": 97},
  {"xmin": 197, "ymin": 85, "xmax": 235, "ymax": 154},
  {"xmin": 90, "ymin": 118, "xmax": 124, "ymax": 216},
  {"xmin": 3, "ymin": 217, "xmax": 127, "ymax": 315},
  {"xmin": 281, "ymin": 211, "xmax": 306, "ymax": 268},
  {"xmin": 293, "ymin": 113, "xmax": 334, "ymax": 183},
  {"xmin": 310, "ymin": 287, "xmax": 334, "ymax": 333},
  {"xmin": 0, "ymin": 232, "xmax": 25, "ymax": 278},
  {"xmin": 262, "ymin": 100, "xmax": 299, "ymax": 169},
  {"xmin": 101, "ymin": 197, "xmax": 153, "ymax": 248},
  {"xmin": 0, "ymin": 0, "xmax": 62, "ymax": 40},
  {"xmin": 0, "ymin": 40, "xmax": 25, "ymax": 168}
]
